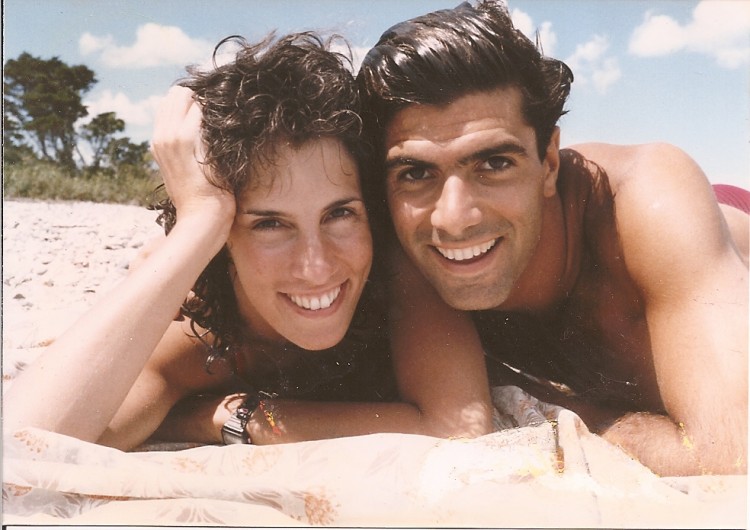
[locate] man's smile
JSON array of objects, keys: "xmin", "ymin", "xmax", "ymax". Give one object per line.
[{"xmin": 435, "ymin": 238, "xmax": 498, "ymax": 261}]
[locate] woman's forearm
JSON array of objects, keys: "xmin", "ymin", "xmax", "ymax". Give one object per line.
[
  {"xmin": 3, "ymin": 212, "xmax": 231, "ymax": 442},
  {"xmin": 246, "ymin": 399, "xmax": 424, "ymax": 444},
  {"xmin": 154, "ymin": 392, "xmax": 494, "ymax": 447}
]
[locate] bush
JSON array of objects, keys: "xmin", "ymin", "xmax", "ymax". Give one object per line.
[{"xmin": 3, "ymin": 160, "xmax": 162, "ymax": 206}]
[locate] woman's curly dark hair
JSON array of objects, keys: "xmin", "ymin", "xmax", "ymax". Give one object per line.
[{"xmin": 151, "ymin": 32, "xmax": 380, "ymax": 374}]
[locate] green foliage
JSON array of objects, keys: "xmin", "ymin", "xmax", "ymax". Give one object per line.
[
  {"xmin": 80, "ymin": 111, "xmax": 125, "ymax": 170},
  {"xmin": 3, "ymin": 52, "xmax": 156, "ymax": 190},
  {"xmin": 4, "ymin": 53, "xmax": 96, "ymax": 171},
  {"xmin": 4, "ymin": 159, "xmax": 162, "ymax": 206}
]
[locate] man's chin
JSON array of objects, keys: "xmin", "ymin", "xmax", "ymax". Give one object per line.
[{"xmin": 433, "ymin": 282, "xmax": 506, "ymax": 311}]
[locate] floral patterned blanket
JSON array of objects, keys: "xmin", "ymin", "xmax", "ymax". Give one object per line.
[{"xmin": 2, "ymin": 347, "xmax": 746, "ymax": 528}]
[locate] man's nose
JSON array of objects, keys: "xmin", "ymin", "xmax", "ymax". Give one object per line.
[
  {"xmin": 290, "ymin": 232, "xmax": 335, "ymax": 284},
  {"xmin": 430, "ymin": 175, "xmax": 481, "ymax": 237}
]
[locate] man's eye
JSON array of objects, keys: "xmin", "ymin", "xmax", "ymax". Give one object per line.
[
  {"xmin": 399, "ymin": 167, "xmax": 430, "ymax": 181},
  {"xmin": 480, "ymin": 156, "xmax": 512, "ymax": 171}
]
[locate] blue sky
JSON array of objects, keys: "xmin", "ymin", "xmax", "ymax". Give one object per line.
[{"xmin": 4, "ymin": 0, "xmax": 749, "ymax": 188}]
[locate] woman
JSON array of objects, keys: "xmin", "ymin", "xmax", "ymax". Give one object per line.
[{"xmin": 4, "ymin": 31, "xmax": 494, "ymax": 450}]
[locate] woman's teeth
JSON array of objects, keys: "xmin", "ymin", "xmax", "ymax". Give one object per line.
[
  {"xmin": 288, "ymin": 285, "xmax": 341, "ymax": 310},
  {"xmin": 436, "ymin": 238, "xmax": 497, "ymax": 261}
]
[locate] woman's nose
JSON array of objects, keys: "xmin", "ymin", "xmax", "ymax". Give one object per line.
[{"xmin": 290, "ymin": 232, "xmax": 335, "ymax": 284}]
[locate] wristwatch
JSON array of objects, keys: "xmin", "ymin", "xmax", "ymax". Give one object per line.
[{"xmin": 221, "ymin": 394, "xmax": 260, "ymax": 444}]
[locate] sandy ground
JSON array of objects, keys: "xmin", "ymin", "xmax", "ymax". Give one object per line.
[{"xmin": 2, "ymin": 199, "xmax": 164, "ymax": 349}]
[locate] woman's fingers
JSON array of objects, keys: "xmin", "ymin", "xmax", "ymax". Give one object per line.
[{"xmin": 150, "ymin": 85, "xmax": 235, "ymax": 222}]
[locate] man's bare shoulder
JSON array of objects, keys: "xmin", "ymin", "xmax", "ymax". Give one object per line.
[
  {"xmin": 566, "ymin": 142, "xmax": 735, "ymax": 290},
  {"xmin": 563, "ymin": 141, "xmax": 693, "ymax": 191},
  {"xmin": 561, "ymin": 141, "xmax": 720, "ymax": 228}
]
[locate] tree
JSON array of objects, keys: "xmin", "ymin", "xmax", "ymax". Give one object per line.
[
  {"xmin": 4, "ymin": 53, "xmax": 96, "ymax": 172},
  {"xmin": 108, "ymin": 137, "xmax": 150, "ymax": 167},
  {"xmin": 81, "ymin": 112, "xmax": 125, "ymax": 171}
]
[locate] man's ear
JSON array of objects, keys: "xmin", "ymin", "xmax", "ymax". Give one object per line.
[{"xmin": 542, "ymin": 127, "xmax": 561, "ymax": 198}]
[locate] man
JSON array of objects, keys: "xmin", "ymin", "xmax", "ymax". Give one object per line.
[{"xmin": 358, "ymin": 0, "xmax": 748, "ymax": 476}]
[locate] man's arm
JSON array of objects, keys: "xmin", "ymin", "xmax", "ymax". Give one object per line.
[
  {"xmin": 591, "ymin": 142, "xmax": 748, "ymax": 476},
  {"xmin": 385, "ymin": 246, "xmax": 495, "ymax": 438}
]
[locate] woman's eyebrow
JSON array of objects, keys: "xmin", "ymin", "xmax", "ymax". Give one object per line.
[
  {"xmin": 239, "ymin": 197, "xmax": 363, "ymax": 216},
  {"xmin": 326, "ymin": 196, "xmax": 364, "ymax": 210},
  {"xmin": 239, "ymin": 208, "xmax": 281, "ymax": 216}
]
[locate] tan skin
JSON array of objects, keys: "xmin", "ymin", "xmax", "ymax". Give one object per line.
[
  {"xmin": 13, "ymin": 82, "xmax": 741, "ymax": 481},
  {"xmin": 384, "ymin": 87, "xmax": 748, "ymax": 476},
  {"xmin": 3, "ymin": 85, "xmax": 490, "ymax": 451}
]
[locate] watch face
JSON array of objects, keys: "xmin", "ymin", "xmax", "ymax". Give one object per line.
[
  {"xmin": 222, "ymin": 415, "xmax": 249, "ymax": 444},
  {"xmin": 222, "ymin": 395, "xmax": 259, "ymax": 444}
]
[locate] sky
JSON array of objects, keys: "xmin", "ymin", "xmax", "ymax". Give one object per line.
[{"xmin": 3, "ymin": 0, "xmax": 749, "ymax": 188}]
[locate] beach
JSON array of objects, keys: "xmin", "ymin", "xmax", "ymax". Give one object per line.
[{"xmin": 2, "ymin": 199, "xmax": 164, "ymax": 349}]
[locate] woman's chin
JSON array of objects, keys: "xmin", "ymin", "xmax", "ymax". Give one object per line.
[{"xmin": 289, "ymin": 325, "xmax": 350, "ymax": 351}]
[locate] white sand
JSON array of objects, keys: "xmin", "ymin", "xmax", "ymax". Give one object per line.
[{"xmin": 2, "ymin": 199, "xmax": 164, "ymax": 348}]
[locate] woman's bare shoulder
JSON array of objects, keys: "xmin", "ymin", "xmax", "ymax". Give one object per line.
[{"xmin": 146, "ymin": 319, "xmax": 234, "ymax": 393}]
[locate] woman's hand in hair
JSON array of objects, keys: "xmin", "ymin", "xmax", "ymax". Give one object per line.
[{"xmin": 151, "ymin": 85, "xmax": 235, "ymax": 236}]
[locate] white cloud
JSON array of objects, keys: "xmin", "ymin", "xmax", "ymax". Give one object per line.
[
  {"xmin": 629, "ymin": 0, "xmax": 750, "ymax": 69},
  {"xmin": 350, "ymin": 46, "xmax": 370, "ymax": 73},
  {"xmin": 537, "ymin": 21, "xmax": 558, "ymax": 57},
  {"xmin": 510, "ymin": 8, "xmax": 557, "ymax": 56},
  {"xmin": 565, "ymin": 35, "xmax": 622, "ymax": 94},
  {"xmin": 510, "ymin": 8, "xmax": 617, "ymax": 92},
  {"xmin": 79, "ymin": 33, "xmax": 113, "ymax": 55},
  {"xmin": 592, "ymin": 57, "xmax": 622, "ymax": 93},
  {"xmin": 79, "ymin": 23, "xmax": 215, "ymax": 68},
  {"xmin": 83, "ymin": 90, "xmax": 163, "ymax": 128},
  {"xmin": 511, "ymin": 8, "xmax": 534, "ymax": 36}
]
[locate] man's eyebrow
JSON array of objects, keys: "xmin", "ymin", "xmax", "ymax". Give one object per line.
[
  {"xmin": 457, "ymin": 142, "xmax": 528, "ymax": 166},
  {"xmin": 384, "ymin": 141, "xmax": 529, "ymax": 171},
  {"xmin": 384, "ymin": 156, "xmax": 436, "ymax": 171}
]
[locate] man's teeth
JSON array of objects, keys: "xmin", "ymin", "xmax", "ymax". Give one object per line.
[
  {"xmin": 288, "ymin": 286, "xmax": 341, "ymax": 311},
  {"xmin": 437, "ymin": 239, "xmax": 497, "ymax": 261}
]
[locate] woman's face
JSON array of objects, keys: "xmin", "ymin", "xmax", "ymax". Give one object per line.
[{"xmin": 228, "ymin": 137, "xmax": 373, "ymax": 351}]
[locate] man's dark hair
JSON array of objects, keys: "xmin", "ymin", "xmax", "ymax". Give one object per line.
[
  {"xmin": 357, "ymin": 0, "xmax": 573, "ymax": 161},
  {"xmin": 152, "ymin": 32, "xmax": 377, "ymax": 373}
]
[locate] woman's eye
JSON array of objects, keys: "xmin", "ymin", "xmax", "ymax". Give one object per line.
[
  {"xmin": 253, "ymin": 219, "xmax": 283, "ymax": 231},
  {"xmin": 327, "ymin": 207, "xmax": 355, "ymax": 221}
]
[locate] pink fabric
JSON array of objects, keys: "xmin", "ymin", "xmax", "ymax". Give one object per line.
[{"xmin": 713, "ymin": 184, "xmax": 750, "ymax": 214}]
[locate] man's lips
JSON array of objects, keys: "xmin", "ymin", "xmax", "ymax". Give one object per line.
[{"xmin": 434, "ymin": 238, "xmax": 498, "ymax": 262}]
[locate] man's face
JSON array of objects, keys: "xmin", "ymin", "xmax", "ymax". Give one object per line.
[{"xmin": 384, "ymin": 87, "xmax": 559, "ymax": 310}]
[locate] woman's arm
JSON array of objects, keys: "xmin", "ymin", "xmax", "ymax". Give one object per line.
[
  {"xmin": 153, "ymin": 393, "xmax": 423, "ymax": 445},
  {"xmin": 3, "ymin": 87, "xmax": 235, "ymax": 443}
]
